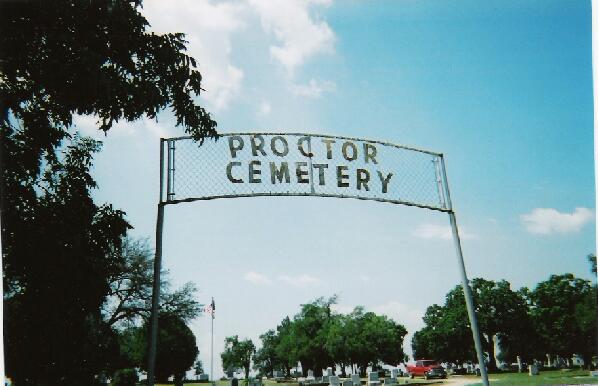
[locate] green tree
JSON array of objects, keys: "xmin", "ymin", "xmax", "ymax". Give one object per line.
[
  {"xmin": 221, "ymin": 335, "xmax": 256, "ymax": 380},
  {"xmin": 292, "ymin": 297, "xmax": 337, "ymax": 376},
  {"xmin": 254, "ymin": 329, "xmax": 281, "ymax": 377},
  {"xmin": 529, "ymin": 274, "xmax": 596, "ymax": 367},
  {"xmin": 142, "ymin": 312, "xmax": 199, "ymax": 384},
  {"xmin": 325, "ymin": 313, "xmax": 351, "ymax": 376},
  {"xmin": 103, "ymin": 236, "xmax": 201, "ymax": 328},
  {"xmin": 345, "ymin": 307, "xmax": 407, "ymax": 374},
  {"xmin": 256, "ymin": 298, "xmax": 408, "ymax": 377},
  {"xmin": 469, "ymin": 278, "xmax": 531, "ymax": 370},
  {"xmin": 412, "ymin": 303, "xmax": 475, "ymax": 364},
  {"xmin": 2, "ymin": 0, "xmax": 216, "ymax": 383},
  {"xmin": 2, "ymin": 137, "xmax": 129, "ymax": 385},
  {"xmin": 574, "ymin": 285, "xmax": 597, "ymax": 369},
  {"xmin": 588, "ymin": 253, "xmax": 597, "ymax": 275},
  {"xmin": 117, "ymin": 312, "xmax": 199, "ymax": 383},
  {"xmin": 194, "ymin": 358, "xmax": 205, "ymax": 378},
  {"xmin": 275, "ymin": 317, "xmax": 300, "ymax": 376},
  {"xmin": 412, "ymin": 279, "xmax": 531, "ymax": 370}
]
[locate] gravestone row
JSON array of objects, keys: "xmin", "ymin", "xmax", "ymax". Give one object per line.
[{"xmin": 297, "ymin": 370, "xmax": 400, "ymax": 386}]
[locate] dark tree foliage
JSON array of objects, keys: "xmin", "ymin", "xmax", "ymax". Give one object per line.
[
  {"xmin": 412, "ymin": 303, "xmax": 475, "ymax": 364},
  {"xmin": 120, "ymin": 312, "xmax": 199, "ymax": 383},
  {"xmin": 328, "ymin": 306, "xmax": 407, "ymax": 375},
  {"xmin": 144, "ymin": 312, "xmax": 199, "ymax": 384},
  {"xmin": 292, "ymin": 297, "xmax": 336, "ymax": 376},
  {"xmin": 2, "ymin": 137, "xmax": 130, "ymax": 385},
  {"xmin": 221, "ymin": 335, "xmax": 256, "ymax": 380},
  {"xmin": 254, "ymin": 298, "xmax": 407, "ymax": 377},
  {"xmin": 253, "ymin": 329, "xmax": 281, "ymax": 377},
  {"xmin": 528, "ymin": 274, "xmax": 596, "ymax": 368},
  {"xmin": 1, "ymin": 1, "xmax": 216, "ymax": 384},
  {"xmin": 469, "ymin": 278, "xmax": 531, "ymax": 370},
  {"xmin": 119, "ymin": 312, "xmax": 198, "ymax": 383},
  {"xmin": 104, "ymin": 237, "xmax": 201, "ymax": 328},
  {"xmin": 1, "ymin": 0, "xmax": 217, "ymax": 151},
  {"xmin": 412, "ymin": 279, "xmax": 531, "ymax": 368},
  {"xmin": 194, "ymin": 358, "xmax": 204, "ymax": 377},
  {"xmin": 589, "ymin": 253, "xmax": 597, "ymax": 275},
  {"xmin": 413, "ymin": 275, "xmax": 595, "ymax": 369}
]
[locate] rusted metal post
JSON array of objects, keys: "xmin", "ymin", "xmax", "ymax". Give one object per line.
[{"xmin": 147, "ymin": 139, "xmax": 166, "ymax": 386}]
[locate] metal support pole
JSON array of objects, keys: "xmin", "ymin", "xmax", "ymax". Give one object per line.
[
  {"xmin": 147, "ymin": 203, "xmax": 164, "ymax": 386},
  {"xmin": 448, "ymin": 211, "xmax": 489, "ymax": 386},
  {"xmin": 439, "ymin": 154, "xmax": 489, "ymax": 386},
  {"xmin": 211, "ymin": 301, "xmax": 214, "ymax": 382},
  {"xmin": 148, "ymin": 140, "xmax": 166, "ymax": 386}
]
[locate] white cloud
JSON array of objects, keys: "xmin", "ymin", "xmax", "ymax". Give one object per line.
[
  {"xmin": 277, "ymin": 274, "xmax": 321, "ymax": 287},
  {"xmin": 520, "ymin": 207, "xmax": 594, "ymax": 235},
  {"xmin": 142, "ymin": 0, "xmax": 245, "ymax": 111},
  {"xmin": 257, "ymin": 101, "xmax": 272, "ymax": 116},
  {"xmin": 291, "ymin": 79, "xmax": 336, "ymax": 98},
  {"xmin": 249, "ymin": 0, "xmax": 335, "ymax": 74},
  {"xmin": 73, "ymin": 114, "xmax": 178, "ymax": 139},
  {"xmin": 412, "ymin": 223, "xmax": 475, "ymax": 240},
  {"xmin": 243, "ymin": 271, "xmax": 272, "ymax": 286},
  {"xmin": 359, "ymin": 275, "xmax": 371, "ymax": 282}
]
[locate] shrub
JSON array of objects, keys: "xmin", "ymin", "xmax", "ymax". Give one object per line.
[{"xmin": 112, "ymin": 368, "xmax": 138, "ymax": 386}]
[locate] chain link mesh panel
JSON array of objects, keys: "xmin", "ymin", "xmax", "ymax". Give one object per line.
[{"xmin": 162, "ymin": 133, "xmax": 451, "ymax": 212}]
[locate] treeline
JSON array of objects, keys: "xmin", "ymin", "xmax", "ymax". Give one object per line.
[
  {"xmin": 412, "ymin": 272, "xmax": 597, "ymax": 370},
  {"xmin": 222, "ymin": 297, "xmax": 408, "ymax": 379},
  {"xmin": 2, "ymin": 0, "xmax": 217, "ymax": 384}
]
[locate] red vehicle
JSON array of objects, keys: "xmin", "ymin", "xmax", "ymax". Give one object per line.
[{"xmin": 406, "ymin": 360, "xmax": 447, "ymax": 379}]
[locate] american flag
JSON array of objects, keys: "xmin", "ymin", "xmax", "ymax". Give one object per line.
[{"xmin": 205, "ymin": 298, "xmax": 215, "ymax": 318}]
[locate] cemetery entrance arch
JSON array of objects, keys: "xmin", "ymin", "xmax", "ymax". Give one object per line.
[{"xmin": 147, "ymin": 133, "xmax": 490, "ymax": 386}]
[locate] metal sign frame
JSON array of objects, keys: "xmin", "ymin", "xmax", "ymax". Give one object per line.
[{"xmin": 146, "ymin": 133, "xmax": 490, "ymax": 386}]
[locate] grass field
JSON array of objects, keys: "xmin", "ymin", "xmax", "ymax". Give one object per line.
[
  {"xmin": 462, "ymin": 369, "xmax": 598, "ymax": 385},
  {"xmin": 157, "ymin": 371, "xmax": 598, "ymax": 386}
]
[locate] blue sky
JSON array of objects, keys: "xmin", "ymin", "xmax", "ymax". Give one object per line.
[{"xmin": 77, "ymin": 0, "xmax": 594, "ymax": 376}]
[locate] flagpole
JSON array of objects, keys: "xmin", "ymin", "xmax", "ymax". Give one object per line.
[{"xmin": 211, "ymin": 297, "xmax": 215, "ymax": 384}]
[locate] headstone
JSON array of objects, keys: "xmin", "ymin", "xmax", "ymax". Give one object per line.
[
  {"xmin": 342, "ymin": 380, "xmax": 352, "ymax": 386},
  {"xmin": 326, "ymin": 368, "xmax": 334, "ymax": 376},
  {"xmin": 273, "ymin": 371, "xmax": 284, "ymax": 379},
  {"xmin": 306, "ymin": 370, "xmax": 316, "ymax": 381},
  {"xmin": 351, "ymin": 374, "xmax": 361, "ymax": 386},
  {"xmin": 329, "ymin": 375, "xmax": 340, "ymax": 386},
  {"xmin": 384, "ymin": 378, "xmax": 396, "ymax": 385},
  {"xmin": 249, "ymin": 379, "xmax": 262, "ymax": 386},
  {"xmin": 590, "ymin": 370, "xmax": 598, "ymax": 377},
  {"xmin": 528, "ymin": 365, "xmax": 539, "ymax": 376},
  {"xmin": 367, "ymin": 372, "xmax": 380, "ymax": 386},
  {"xmin": 231, "ymin": 378, "xmax": 239, "ymax": 386},
  {"xmin": 322, "ymin": 376, "xmax": 330, "ymax": 383},
  {"xmin": 517, "ymin": 356, "xmax": 522, "ymax": 373},
  {"xmin": 199, "ymin": 374, "xmax": 210, "ymax": 381},
  {"xmin": 390, "ymin": 369, "xmax": 399, "ymax": 380}
]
